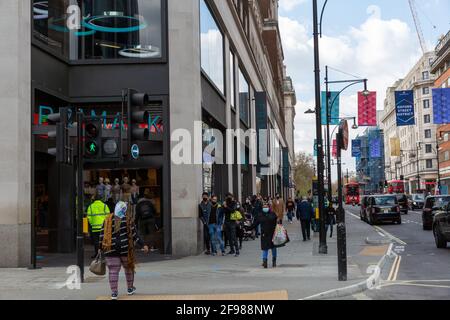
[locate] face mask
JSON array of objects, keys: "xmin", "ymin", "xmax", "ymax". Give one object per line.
[
  {"xmin": 211, "ymin": 201, "xmax": 217, "ymax": 205},
  {"xmin": 262, "ymin": 208, "xmax": 269, "ymax": 213},
  {"xmin": 203, "ymin": 198, "xmax": 208, "ymax": 202}
]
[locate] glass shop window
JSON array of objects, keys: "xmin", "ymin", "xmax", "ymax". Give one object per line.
[{"xmin": 33, "ymin": 0, "xmax": 163, "ymax": 60}]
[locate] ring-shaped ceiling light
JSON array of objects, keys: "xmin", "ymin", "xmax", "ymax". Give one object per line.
[
  {"xmin": 48, "ymin": 17, "xmax": 96, "ymax": 36},
  {"xmin": 33, "ymin": 1, "xmax": 48, "ymax": 20},
  {"xmin": 83, "ymin": 15, "xmax": 147, "ymax": 33},
  {"xmin": 118, "ymin": 46, "xmax": 161, "ymax": 58}
]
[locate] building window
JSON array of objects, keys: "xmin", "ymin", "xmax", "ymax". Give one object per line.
[
  {"xmin": 423, "ymin": 99, "xmax": 430, "ymax": 109},
  {"xmin": 423, "ymin": 87, "xmax": 430, "ymax": 95},
  {"xmin": 239, "ymin": 68, "xmax": 250, "ymax": 126},
  {"xmin": 425, "ymin": 129, "xmax": 431, "ymax": 139},
  {"xmin": 426, "ymin": 159, "xmax": 433, "ymax": 169},
  {"xmin": 424, "ymin": 114, "xmax": 431, "ymax": 124},
  {"xmin": 425, "ymin": 144, "xmax": 432, "ymax": 153},
  {"xmin": 445, "ymin": 151, "xmax": 450, "ymax": 161},
  {"xmin": 422, "ymin": 71, "xmax": 429, "ymax": 80},
  {"xmin": 200, "ymin": 0, "xmax": 224, "ymax": 93},
  {"xmin": 33, "ymin": 0, "xmax": 164, "ymax": 60},
  {"xmin": 230, "ymin": 51, "xmax": 236, "ymax": 108}
]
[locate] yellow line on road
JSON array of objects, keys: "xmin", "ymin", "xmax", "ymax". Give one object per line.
[
  {"xmin": 392, "ymin": 256, "xmax": 401, "ymax": 281},
  {"xmin": 387, "ymin": 255, "xmax": 399, "ymax": 282}
]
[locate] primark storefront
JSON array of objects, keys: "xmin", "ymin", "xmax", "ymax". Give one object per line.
[{"xmin": 31, "ymin": 0, "xmax": 172, "ymax": 261}]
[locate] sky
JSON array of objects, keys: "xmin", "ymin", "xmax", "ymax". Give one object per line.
[{"xmin": 278, "ymin": 0, "xmax": 450, "ymax": 180}]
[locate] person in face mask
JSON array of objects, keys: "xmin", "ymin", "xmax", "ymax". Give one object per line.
[
  {"xmin": 198, "ymin": 192, "xmax": 212, "ymax": 255},
  {"xmin": 223, "ymin": 193, "xmax": 239, "ymax": 256},
  {"xmin": 250, "ymin": 201, "xmax": 278, "ymax": 268}
]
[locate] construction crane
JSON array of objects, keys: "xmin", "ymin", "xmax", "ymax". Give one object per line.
[{"xmin": 408, "ymin": 0, "xmax": 427, "ymax": 54}]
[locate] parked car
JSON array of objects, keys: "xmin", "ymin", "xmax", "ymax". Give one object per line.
[
  {"xmin": 359, "ymin": 196, "xmax": 369, "ymax": 221},
  {"xmin": 432, "ymin": 203, "xmax": 450, "ymax": 249},
  {"xmin": 362, "ymin": 195, "xmax": 401, "ymax": 225},
  {"xmin": 409, "ymin": 193, "xmax": 425, "ymax": 210},
  {"xmin": 395, "ymin": 194, "xmax": 409, "ymax": 214},
  {"xmin": 423, "ymin": 196, "xmax": 450, "ymax": 231}
]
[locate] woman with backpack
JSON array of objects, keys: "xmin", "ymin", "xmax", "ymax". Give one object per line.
[{"xmin": 100, "ymin": 201, "xmax": 149, "ymax": 300}]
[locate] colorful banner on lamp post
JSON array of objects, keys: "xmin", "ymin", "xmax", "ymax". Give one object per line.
[
  {"xmin": 321, "ymin": 91, "xmax": 340, "ymax": 125},
  {"xmin": 352, "ymin": 139, "xmax": 361, "ymax": 158},
  {"xmin": 432, "ymin": 88, "xmax": 450, "ymax": 124},
  {"xmin": 370, "ymin": 137, "xmax": 381, "ymax": 158},
  {"xmin": 332, "ymin": 139, "xmax": 337, "ymax": 159},
  {"xmin": 358, "ymin": 91, "xmax": 377, "ymax": 126},
  {"xmin": 395, "ymin": 90, "xmax": 415, "ymax": 126},
  {"xmin": 390, "ymin": 137, "xmax": 401, "ymax": 157}
]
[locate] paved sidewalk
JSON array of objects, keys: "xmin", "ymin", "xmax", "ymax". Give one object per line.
[{"xmin": 0, "ymin": 211, "xmax": 390, "ymax": 300}]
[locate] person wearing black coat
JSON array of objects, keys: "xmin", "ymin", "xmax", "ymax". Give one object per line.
[
  {"xmin": 251, "ymin": 202, "xmax": 278, "ymax": 268},
  {"xmin": 296, "ymin": 197, "xmax": 314, "ymax": 241}
]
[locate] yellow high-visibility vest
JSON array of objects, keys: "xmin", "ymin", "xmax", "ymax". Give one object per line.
[{"xmin": 86, "ymin": 201, "xmax": 110, "ymax": 232}]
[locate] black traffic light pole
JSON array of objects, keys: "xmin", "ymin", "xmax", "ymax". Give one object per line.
[{"xmin": 76, "ymin": 111, "xmax": 85, "ymax": 282}]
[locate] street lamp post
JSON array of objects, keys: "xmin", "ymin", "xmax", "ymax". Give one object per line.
[{"xmin": 313, "ymin": 0, "xmax": 327, "ymax": 254}]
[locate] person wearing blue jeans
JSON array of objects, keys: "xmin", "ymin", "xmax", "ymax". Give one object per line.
[
  {"xmin": 251, "ymin": 201, "xmax": 278, "ymax": 268},
  {"xmin": 209, "ymin": 195, "xmax": 225, "ymax": 256}
]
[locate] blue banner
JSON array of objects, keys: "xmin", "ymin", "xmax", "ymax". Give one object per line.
[
  {"xmin": 352, "ymin": 140, "xmax": 361, "ymax": 158},
  {"xmin": 283, "ymin": 148, "xmax": 290, "ymax": 187},
  {"xmin": 321, "ymin": 91, "xmax": 340, "ymax": 125},
  {"xmin": 395, "ymin": 90, "xmax": 415, "ymax": 126},
  {"xmin": 370, "ymin": 138, "xmax": 381, "ymax": 158},
  {"xmin": 433, "ymin": 88, "xmax": 450, "ymax": 125}
]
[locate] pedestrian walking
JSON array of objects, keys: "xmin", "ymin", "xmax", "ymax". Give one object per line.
[
  {"xmin": 272, "ymin": 194, "xmax": 285, "ymax": 224},
  {"xmin": 100, "ymin": 201, "xmax": 149, "ymax": 300},
  {"xmin": 325, "ymin": 203, "xmax": 336, "ymax": 238},
  {"xmin": 209, "ymin": 195, "xmax": 226, "ymax": 256},
  {"xmin": 286, "ymin": 197, "xmax": 296, "ymax": 224},
  {"xmin": 223, "ymin": 193, "xmax": 240, "ymax": 257},
  {"xmin": 251, "ymin": 195, "xmax": 263, "ymax": 238},
  {"xmin": 296, "ymin": 197, "xmax": 314, "ymax": 241},
  {"xmin": 199, "ymin": 192, "xmax": 212, "ymax": 255},
  {"xmin": 236, "ymin": 202, "xmax": 245, "ymax": 250},
  {"xmin": 87, "ymin": 192, "xmax": 110, "ymax": 258},
  {"xmin": 251, "ymin": 201, "xmax": 278, "ymax": 268}
]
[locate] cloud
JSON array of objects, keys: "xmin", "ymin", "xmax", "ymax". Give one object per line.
[
  {"xmin": 279, "ymin": 0, "xmax": 307, "ymax": 11},
  {"xmin": 279, "ymin": 5, "xmax": 421, "ymax": 175}
]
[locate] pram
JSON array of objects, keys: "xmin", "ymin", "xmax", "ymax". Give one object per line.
[{"xmin": 242, "ymin": 212, "xmax": 256, "ymax": 241}]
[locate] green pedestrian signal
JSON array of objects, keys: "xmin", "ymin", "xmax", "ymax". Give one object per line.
[{"xmin": 85, "ymin": 141, "xmax": 98, "ymax": 156}]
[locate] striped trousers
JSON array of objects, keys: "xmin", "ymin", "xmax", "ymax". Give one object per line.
[{"xmin": 105, "ymin": 256, "xmax": 134, "ymax": 293}]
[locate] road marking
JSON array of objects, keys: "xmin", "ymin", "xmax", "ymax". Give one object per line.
[
  {"xmin": 347, "ymin": 212, "xmax": 360, "ymax": 220},
  {"xmin": 377, "ymin": 231, "xmax": 385, "ymax": 237},
  {"xmin": 387, "ymin": 255, "xmax": 399, "ymax": 282},
  {"xmin": 374, "ymin": 226, "xmax": 407, "ymax": 245},
  {"xmin": 392, "ymin": 256, "xmax": 401, "ymax": 281},
  {"xmin": 380, "ymin": 282, "xmax": 450, "ymax": 289}
]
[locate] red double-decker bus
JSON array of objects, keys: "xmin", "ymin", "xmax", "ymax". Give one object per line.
[
  {"xmin": 387, "ymin": 180, "xmax": 405, "ymax": 194},
  {"xmin": 344, "ymin": 182, "xmax": 360, "ymax": 205}
]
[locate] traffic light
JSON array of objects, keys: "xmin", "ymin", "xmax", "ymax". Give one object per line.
[
  {"xmin": 47, "ymin": 107, "xmax": 70, "ymax": 163},
  {"xmin": 84, "ymin": 118, "xmax": 102, "ymax": 160},
  {"xmin": 127, "ymin": 89, "xmax": 149, "ymax": 157}
]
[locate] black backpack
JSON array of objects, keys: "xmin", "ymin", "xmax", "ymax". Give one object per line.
[{"xmin": 136, "ymin": 200, "xmax": 156, "ymax": 220}]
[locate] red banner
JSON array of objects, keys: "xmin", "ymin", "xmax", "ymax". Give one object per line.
[
  {"xmin": 332, "ymin": 139, "xmax": 337, "ymax": 158},
  {"xmin": 358, "ymin": 92, "xmax": 377, "ymax": 126}
]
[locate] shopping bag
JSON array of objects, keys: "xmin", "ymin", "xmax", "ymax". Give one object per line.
[
  {"xmin": 89, "ymin": 251, "xmax": 106, "ymax": 276},
  {"xmin": 272, "ymin": 224, "xmax": 290, "ymax": 247}
]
